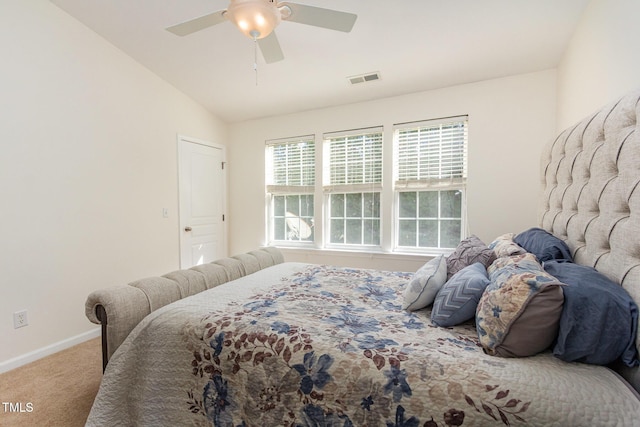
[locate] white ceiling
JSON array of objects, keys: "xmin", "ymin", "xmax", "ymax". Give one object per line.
[{"xmin": 50, "ymin": 0, "xmax": 590, "ymax": 123}]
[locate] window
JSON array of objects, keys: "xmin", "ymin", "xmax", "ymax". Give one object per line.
[
  {"xmin": 266, "ymin": 136, "xmax": 315, "ymax": 244},
  {"xmin": 329, "ymin": 192, "xmax": 380, "ymax": 245},
  {"xmin": 394, "ymin": 117, "xmax": 468, "ymax": 250},
  {"xmin": 264, "ymin": 116, "xmax": 468, "ymax": 253},
  {"xmin": 397, "ymin": 190, "xmax": 462, "ymax": 248},
  {"xmin": 324, "ymin": 128, "xmax": 383, "ymax": 247}
]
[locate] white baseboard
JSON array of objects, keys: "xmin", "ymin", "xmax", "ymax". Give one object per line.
[{"xmin": 0, "ymin": 327, "xmax": 101, "ymax": 374}]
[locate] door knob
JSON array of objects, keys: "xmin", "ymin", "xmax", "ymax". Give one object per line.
[{"xmin": 184, "ymin": 226, "xmax": 192, "ymax": 232}]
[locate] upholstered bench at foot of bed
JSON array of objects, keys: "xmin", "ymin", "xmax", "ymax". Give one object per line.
[{"xmin": 85, "ymin": 247, "xmax": 284, "ymax": 371}]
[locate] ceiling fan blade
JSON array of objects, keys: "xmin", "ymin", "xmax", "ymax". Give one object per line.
[
  {"xmin": 280, "ymin": 2, "xmax": 357, "ymax": 32},
  {"xmin": 166, "ymin": 11, "xmax": 227, "ymax": 36},
  {"xmin": 258, "ymin": 31, "xmax": 285, "ymax": 64}
]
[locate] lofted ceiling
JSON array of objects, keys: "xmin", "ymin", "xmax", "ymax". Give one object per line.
[{"xmin": 50, "ymin": 0, "xmax": 590, "ymax": 123}]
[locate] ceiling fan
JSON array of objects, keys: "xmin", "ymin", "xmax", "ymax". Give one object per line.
[{"xmin": 166, "ymin": 0, "xmax": 357, "ymax": 64}]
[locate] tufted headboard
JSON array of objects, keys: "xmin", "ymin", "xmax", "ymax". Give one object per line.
[{"xmin": 539, "ymin": 89, "xmax": 640, "ymax": 388}]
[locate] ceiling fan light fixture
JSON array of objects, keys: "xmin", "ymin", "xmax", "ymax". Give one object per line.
[{"xmin": 225, "ymin": 0, "xmax": 281, "ymax": 40}]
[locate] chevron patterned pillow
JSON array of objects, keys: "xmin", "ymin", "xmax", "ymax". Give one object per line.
[{"xmin": 431, "ymin": 262, "xmax": 490, "ymax": 327}]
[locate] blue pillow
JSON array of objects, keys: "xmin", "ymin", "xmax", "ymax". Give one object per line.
[
  {"xmin": 544, "ymin": 261, "xmax": 639, "ymax": 367},
  {"xmin": 514, "ymin": 228, "xmax": 573, "ymax": 262},
  {"xmin": 431, "ymin": 263, "xmax": 490, "ymax": 327}
]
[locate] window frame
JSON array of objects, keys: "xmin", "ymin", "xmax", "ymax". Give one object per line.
[
  {"xmin": 265, "ymin": 135, "xmax": 316, "ymax": 247},
  {"xmin": 322, "ymin": 127, "xmax": 384, "ymax": 251},
  {"xmin": 392, "ymin": 116, "xmax": 468, "ymax": 253}
]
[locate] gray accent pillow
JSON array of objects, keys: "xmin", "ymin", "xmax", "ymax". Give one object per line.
[
  {"xmin": 446, "ymin": 235, "xmax": 496, "ymax": 280},
  {"xmin": 402, "ymin": 255, "xmax": 447, "ymax": 311}
]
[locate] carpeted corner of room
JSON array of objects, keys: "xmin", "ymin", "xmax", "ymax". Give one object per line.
[{"xmin": 0, "ymin": 338, "xmax": 102, "ymax": 427}]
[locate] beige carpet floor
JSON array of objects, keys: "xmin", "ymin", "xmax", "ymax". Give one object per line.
[{"xmin": 0, "ymin": 338, "xmax": 101, "ymax": 427}]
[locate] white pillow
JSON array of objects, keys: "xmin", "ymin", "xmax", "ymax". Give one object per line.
[{"xmin": 402, "ymin": 255, "xmax": 447, "ymax": 311}]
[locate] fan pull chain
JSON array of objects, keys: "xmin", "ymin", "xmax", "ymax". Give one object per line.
[
  {"xmin": 254, "ymin": 40, "xmax": 258, "ymax": 86},
  {"xmin": 251, "ymin": 31, "xmax": 259, "ymax": 86}
]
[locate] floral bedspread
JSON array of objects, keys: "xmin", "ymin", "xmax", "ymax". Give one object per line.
[{"xmin": 87, "ymin": 263, "xmax": 640, "ymax": 427}]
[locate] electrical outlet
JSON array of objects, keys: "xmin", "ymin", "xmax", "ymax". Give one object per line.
[{"xmin": 13, "ymin": 310, "xmax": 28, "ymax": 329}]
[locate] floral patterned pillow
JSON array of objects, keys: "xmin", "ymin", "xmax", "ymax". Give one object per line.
[
  {"xmin": 402, "ymin": 255, "xmax": 447, "ymax": 311},
  {"xmin": 488, "ymin": 233, "xmax": 527, "ymax": 259},
  {"xmin": 476, "ymin": 253, "xmax": 564, "ymax": 357}
]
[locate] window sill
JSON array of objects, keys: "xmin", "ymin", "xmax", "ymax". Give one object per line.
[
  {"xmin": 274, "ymin": 245, "xmax": 451, "ymax": 259},
  {"xmin": 273, "ymin": 246, "xmax": 449, "ymax": 272}
]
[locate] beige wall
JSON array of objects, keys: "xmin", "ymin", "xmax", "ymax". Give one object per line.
[
  {"xmin": 0, "ymin": 1, "xmax": 227, "ymax": 367},
  {"xmin": 6, "ymin": 0, "xmax": 639, "ymax": 370},
  {"xmin": 228, "ymin": 70, "xmax": 558, "ymax": 269},
  {"xmin": 557, "ymin": 0, "xmax": 640, "ymax": 130}
]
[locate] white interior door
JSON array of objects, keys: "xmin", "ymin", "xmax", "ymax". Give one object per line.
[{"xmin": 178, "ymin": 136, "xmax": 226, "ymax": 268}]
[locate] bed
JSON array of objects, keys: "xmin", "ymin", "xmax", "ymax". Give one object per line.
[{"xmin": 85, "ymin": 90, "xmax": 640, "ymax": 426}]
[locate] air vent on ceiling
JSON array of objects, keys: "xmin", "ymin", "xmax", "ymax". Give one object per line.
[{"xmin": 348, "ymin": 72, "xmax": 380, "ymax": 85}]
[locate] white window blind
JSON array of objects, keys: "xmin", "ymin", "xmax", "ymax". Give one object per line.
[
  {"xmin": 395, "ymin": 117, "xmax": 467, "ymax": 188},
  {"xmin": 324, "ymin": 128, "xmax": 383, "ymax": 192},
  {"xmin": 266, "ymin": 136, "xmax": 315, "ymax": 193}
]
